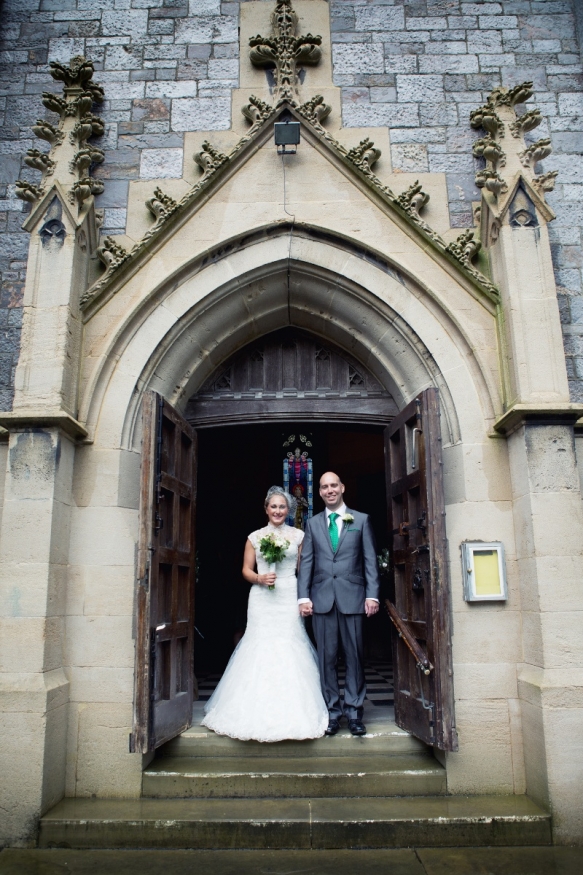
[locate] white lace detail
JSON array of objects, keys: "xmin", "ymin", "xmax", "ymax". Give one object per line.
[{"xmin": 201, "ymin": 523, "xmax": 327, "ymax": 742}]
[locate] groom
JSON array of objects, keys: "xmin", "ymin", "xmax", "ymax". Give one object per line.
[{"xmin": 297, "ymin": 472, "xmax": 380, "ymax": 736}]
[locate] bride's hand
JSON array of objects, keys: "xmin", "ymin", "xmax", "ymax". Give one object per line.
[{"xmin": 257, "ymin": 572, "xmax": 277, "ymax": 586}]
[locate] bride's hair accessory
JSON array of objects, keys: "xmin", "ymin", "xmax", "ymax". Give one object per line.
[{"xmin": 264, "ymin": 485, "xmax": 297, "ymax": 518}]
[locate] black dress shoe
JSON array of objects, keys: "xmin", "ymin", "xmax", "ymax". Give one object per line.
[
  {"xmin": 325, "ymin": 719, "xmax": 341, "ymax": 736},
  {"xmin": 348, "ymin": 719, "xmax": 366, "ymax": 736}
]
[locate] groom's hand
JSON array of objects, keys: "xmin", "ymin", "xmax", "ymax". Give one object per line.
[
  {"xmin": 299, "ymin": 600, "xmax": 313, "ymax": 617},
  {"xmin": 365, "ymin": 599, "xmax": 379, "ymax": 617}
]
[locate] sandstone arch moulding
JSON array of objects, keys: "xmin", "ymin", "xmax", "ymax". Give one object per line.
[{"xmin": 79, "ymin": 228, "xmax": 502, "ymax": 455}]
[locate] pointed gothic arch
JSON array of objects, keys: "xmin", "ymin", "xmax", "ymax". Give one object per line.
[{"xmin": 81, "ymin": 231, "xmax": 501, "ymax": 455}]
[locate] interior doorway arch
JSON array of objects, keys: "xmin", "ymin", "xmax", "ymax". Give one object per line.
[{"xmin": 186, "ymin": 327, "xmax": 398, "ymax": 427}]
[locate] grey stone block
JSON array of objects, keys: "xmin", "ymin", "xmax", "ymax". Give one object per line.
[
  {"xmin": 391, "ymin": 126, "xmax": 446, "ymax": 144},
  {"xmin": 519, "ymin": 14, "xmax": 576, "ymax": 41},
  {"xmin": 420, "ymin": 101, "xmax": 459, "ymax": 125},
  {"xmin": 0, "ymin": 156, "xmax": 22, "ymax": 185},
  {"xmin": 396, "ymin": 73, "xmax": 444, "ymax": 103},
  {"xmin": 353, "ymin": 73, "xmax": 395, "ymax": 87},
  {"xmin": 343, "ymin": 102, "xmax": 419, "ymax": 128},
  {"xmin": 88, "ymin": 179, "xmax": 129, "ymax": 209},
  {"xmin": 333, "ymin": 44, "xmax": 385, "ymax": 77},
  {"xmin": 187, "ymin": 44, "xmax": 212, "ymax": 59},
  {"xmin": 148, "ymin": 20, "xmax": 175, "ymax": 34},
  {"xmin": 149, "ymin": 7, "xmax": 188, "ymax": 19},
  {"xmin": 551, "ymin": 132, "xmax": 583, "ymax": 154},
  {"xmin": 370, "ymin": 87, "xmax": 397, "ymax": 103},
  {"xmin": 171, "ymin": 96, "xmax": 231, "ymax": 130},
  {"xmin": 419, "ymin": 54, "xmax": 479, "ymax": 73},
  {"xmin": 355, "ymin": 6, "xmax": 406, "ymax": 33},
  {"xmin": 212, "ymin": 43, "xmax": 238, "ymax": 59},
  {"xmin": 341, "ymin": 87, "xmax": 370, "ymax": 106},
  {"xmin": 101, "ymin": 10, "xmax": 149, "ymax": 37},
  {"xmin": 105, "ymin": 45, "xmax": 144, "ymax": 71},
  {"xmin": 175, "ymin": 15, "xmax": 238, "ymax": 44},
  {"xmin": 391, "ymin": 143, "xmax": 429, "ymax": 172}
]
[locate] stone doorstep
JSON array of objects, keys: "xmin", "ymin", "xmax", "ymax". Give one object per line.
[
  {"xmin": 164, "ymin": 722, "xmax": 426, "ymax": 758},
  {"xmin": 141, "ymin": 754, "xmax": 446, "ymax": 798},
  {"xmin": 38, "ymin": 795, "xmax": 551, "ymax": 850}
]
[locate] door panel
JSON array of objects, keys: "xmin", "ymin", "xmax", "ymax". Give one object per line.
[
  {"xmin": 384, "ymin": 388, "xmax": 457, "ymax": 751},
  {"xmin": 131, "ymin": 392, "xmax": 197, "ymax": 753}
]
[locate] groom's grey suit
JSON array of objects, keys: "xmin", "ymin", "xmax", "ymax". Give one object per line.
[{"xmin": 297, "ymin": 508, "xmax": 381, "ymax": 721}]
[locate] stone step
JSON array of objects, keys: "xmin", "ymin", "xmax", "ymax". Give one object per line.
[
  {"xmin": 39, "ymin": 795, "xmax": 552, "ymax": 850},
  {"xmin": 142, "ymin": 754, "xmax": 446, "ymax": 798},
  {"xmin": 163, "ymin": 719, "xmax": 426, "ymax": 759}
]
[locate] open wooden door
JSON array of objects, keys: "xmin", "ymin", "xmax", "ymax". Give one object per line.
[
  {"xmin": 131, "ymin": 391, "xmax": 197, "ymax": 753},
  {"xmin": 384, "ymin": 388, "xmax": 458, "ymax": 751}
]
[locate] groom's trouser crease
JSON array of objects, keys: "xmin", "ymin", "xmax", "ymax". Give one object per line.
[{"xmin": 312, "ymin": 606, "xmax": 365, "ymax": 721}]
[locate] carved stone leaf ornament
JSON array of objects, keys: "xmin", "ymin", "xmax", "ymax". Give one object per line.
[
  {"xmin": 16, "ymin": 54, "xmax": 105, "ymax": 211},
  {"xmin": 78, "ymin": 0, "xmax": 501, "ymax": 309},
  {"xmin": 249, "ymin": 0, "xmax": 322, "ymax": 102}
]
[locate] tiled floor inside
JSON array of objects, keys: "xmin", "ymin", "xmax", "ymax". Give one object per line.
[{"xmin": 196, "ymin": 659, "xmax": 394, "ymax": 706}]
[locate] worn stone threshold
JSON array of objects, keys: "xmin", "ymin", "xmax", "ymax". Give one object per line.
[{"xmin": 39, "ymin": 795, "xmax": 551, "ymax": 850}]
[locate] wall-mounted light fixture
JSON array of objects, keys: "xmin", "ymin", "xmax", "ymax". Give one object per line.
[
  {"xmin": 275, "ymin": 120, "xmax": 300, "ymax": 155},
  {"xmin": 461, "ymin": 541, "xmax": 507, "ymax": 601}
]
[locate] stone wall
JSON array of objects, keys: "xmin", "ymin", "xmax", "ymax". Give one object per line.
[{"xmin": 0, "ymin": 0, "xmax": 582, "ymax": 408}]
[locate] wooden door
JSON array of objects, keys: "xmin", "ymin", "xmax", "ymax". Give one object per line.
[
  {"xmin": 131, "ymin": 392, "xmax": 197, "ymax": 753},
  {"xmin": 384, "ymin": 388, "xmax": 457, "ymax": 751}
]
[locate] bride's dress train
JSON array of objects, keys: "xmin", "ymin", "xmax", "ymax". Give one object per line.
[{"xmin": 202, "ymin": 524, "xmax": 328, "ymax": 742}]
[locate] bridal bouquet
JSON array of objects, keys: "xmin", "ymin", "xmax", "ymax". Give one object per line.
[{"xmin": 259, "ymin": 532, "xmax": 290, "ymax": 590}]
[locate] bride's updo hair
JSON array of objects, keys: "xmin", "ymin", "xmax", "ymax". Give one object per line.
[{"xmin": 264, "ymin": 485, "xmax": 297, "ymax": 519}]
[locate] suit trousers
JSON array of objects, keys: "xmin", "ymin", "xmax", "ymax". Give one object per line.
[{"xmin": 312, "ymin": 604, "xmax": 365, "ymax": 721}]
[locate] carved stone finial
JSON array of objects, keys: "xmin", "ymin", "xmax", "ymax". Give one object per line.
[
  {"xmin": 396, "ymin": 180, "xmax": 430, "ymax": 218},
  {"xmin": 15, "ymin": 180, "xmax": 44, "ymax": 203},
  {"xmin": 145, "ymin": 187, "xmax": 178, "ymax": 221},
  {"xmin": 297, "ymin": 94, "xmax": 331, "ymax": 126},
  {"xmin": 70, "ymin": 177, "xmax": 104, "ymax": 206},
  {"xmin": 96, "ymin": 236, "xmax": 128, "ymax": 271},
  {"xmin": 194, "ymin": 141, "xmax": 228, "ymax": 181},
  {"xmin": 346, "ymin": 138, "xmax": 381, "ymax": 173},
  {"xmin": 241, "ymin": 95, "xmax": 274, "ymax": 129},
  {"xmin": 472, "ymin": 136, "xmax": 505, "ymax": 170},
  {"xmin": 49, "ymin": 55, "xmax": 104, "ymax": 103},
  {"xmin": 31, "ymin": 119, "xmax": 63, "ymax": 146},
  {"xmin": 17, "ymin": 54, "xmax": 106, "ymax": 213},
  {"xmin": 519, "ymin": 138, "xmax": 553, "ymax": 170},
  {"xmin": 71, "ymin": 146, "xmax": 104, "ymax": 174},
  {"xmin": 509, "ymin": 108, "xmax": 542, "ymax": 138},
  {"xmin": 24, "ymin": 149, "xmax": 55, "ymax": 174},
  {"xmin": 533, "ymin": 170, "xmax": 559, "ymax": 193},
  {"xmin": 470, "ymin": 105, "xmax": 504, "ymax": 137},
  {"xmin": 446, "ymin": 229, "xmax": 481, "ymax": 268},
  {"xmin": 475, "ymin": 169, "xmax": 508, "ymax": 198},
  {"xmin": 489, "ymin": 82, "xmax": 533, "ymax": 108},
  {"xmin": 249, "ymin": 0, "xmax": 322, "ymax": 102}
]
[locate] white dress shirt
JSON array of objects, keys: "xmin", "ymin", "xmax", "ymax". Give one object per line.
[{"xmin": 298, "ymin": 504, "xmax": 378, "ymax": 604}]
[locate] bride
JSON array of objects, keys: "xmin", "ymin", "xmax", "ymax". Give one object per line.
[{"xmin": 201, "ymin": 486, "xmax": 328, "ymax": 742}]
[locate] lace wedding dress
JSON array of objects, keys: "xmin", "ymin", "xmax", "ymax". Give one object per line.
[{"xmin": 202, "ymin": 523, "xmax": 328, "ymax": 742}]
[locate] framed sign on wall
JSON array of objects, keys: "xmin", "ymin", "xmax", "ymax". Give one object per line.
[{"xmin": 461, "ymin": 541, "xmax": 507, "ymax": 602}]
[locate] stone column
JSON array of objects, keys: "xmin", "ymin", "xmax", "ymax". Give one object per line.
[
  {"xmin": 0, "ymin": 56, "xmax": 103, "ymax": 845},
  {"xmin": 474, "ymin": 85, "xmax": 583, "ymax": 843},
  {"xmin": 507, "ymin": 419, "xmax": 583, "ymax": 843},
  {"xmin": 0, "ymin": 426, "xmax": 75, "ymax": 846}
]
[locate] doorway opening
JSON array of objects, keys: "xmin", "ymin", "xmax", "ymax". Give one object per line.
[{"xmin": 194, "ymin": 420, "xmax": 394, "ymax": 712}]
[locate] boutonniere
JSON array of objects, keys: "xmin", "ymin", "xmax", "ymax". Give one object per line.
[{"xmin": 342, "ymin": 513, "xmax": 354, "ymax": 524}]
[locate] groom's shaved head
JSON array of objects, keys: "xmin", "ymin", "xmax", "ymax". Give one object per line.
[{"xmin": 319, "ymin": 471, "xmax": 343, "ymax": 487}]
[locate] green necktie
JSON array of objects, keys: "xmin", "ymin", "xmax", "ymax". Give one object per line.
[{"xmin": 328, "ymin": 512, "xmax": 339, "ymax": 552}]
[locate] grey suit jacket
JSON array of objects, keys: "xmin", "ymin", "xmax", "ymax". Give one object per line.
[{"xmin": 297, "ymin": 508, "xmax": 381, "ymax": 614}]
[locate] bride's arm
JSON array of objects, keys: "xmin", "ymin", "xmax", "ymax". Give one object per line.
[{"xmin": 242, "ymin": 538, "xmax": 276, "ymax": 587}]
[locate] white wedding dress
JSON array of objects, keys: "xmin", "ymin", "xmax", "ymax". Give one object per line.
[{"xmin": 202, "ymin": 523, "xmax": 328, "ymax": 742}]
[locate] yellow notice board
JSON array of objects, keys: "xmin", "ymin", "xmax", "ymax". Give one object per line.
[
  {"xmin": 473, "ymin": 550, "xmax": 502, "ymax": 596},
  {"xmin": 462, "ymin": 542, "xmax": 507, "ymax": 601}
]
